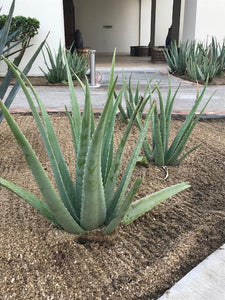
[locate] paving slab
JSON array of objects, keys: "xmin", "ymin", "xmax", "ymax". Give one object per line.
[{"xmin": 158, "ymin": 244, "xmax": 225, "ymax": 300}]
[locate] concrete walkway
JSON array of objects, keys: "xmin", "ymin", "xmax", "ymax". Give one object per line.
[
  {"xmin": 5, "ymin": 56, "xmax": 225, "ymax": 299},
  {"xmin": 158, "ymin": 244, "xmax": 225, "ymax": 300},
  {"xmin": 9, "ymin": 63, "xmax": 225, "ymax": 117},
  {"xmin": 9, "ymin": 80, "xmax": 225, "ymax": 117}
]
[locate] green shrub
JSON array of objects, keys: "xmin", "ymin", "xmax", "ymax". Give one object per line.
[
  {"xmin": 0, "ymin": 15, "xmax": 39, "ymax": 44},
  {"xmin": 40, "ymin": 43, "xmax": 89, "ymax": 83},
  {"xmin": 0, "ymin": 0, "xmax": 45, "ymax": 124},
  {"xmin": 0, "ymin": 53, "xmax": 190, "ymax": 235}
]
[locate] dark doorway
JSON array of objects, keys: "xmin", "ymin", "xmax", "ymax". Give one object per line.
[{"xmin": 63, "ymin": 0, "xmax": 75, "ymax": 48}]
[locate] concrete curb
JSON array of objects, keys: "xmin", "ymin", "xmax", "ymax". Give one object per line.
[
  {"xmin": 158, "ymin": 244, "xmax": 225, "ymax": 300},
  {"xmin": 8, "ymin": 107, "xmax": 225, "ymax": 119}
]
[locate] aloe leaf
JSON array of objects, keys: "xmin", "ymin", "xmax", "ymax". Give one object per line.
[
  {"xmin": 123, "ymin": 182, "xmax": 190, "ymax": 225},
  {"xmin": 130, "ymin": 96, "xmax": 153, "ymax": 161},
  {"xmin": 167, "ymin": 84, "xmax": 214, "ymax": 164},
  {"xmin": 102, "ymin": 51, "xmax": 117, "ymax": 182},
  {"xmin": 80, "ymin": 78, "xmax": 117, "ymax": 230},
  {"xmin": 165, "ymin": 83, "xmax": 180, "ymax": 152},
  {"xmin": 0, "ymin": 36, "xmax": 47, "ymax": 123},
  {"xmin": 102, "ymin": 88, "xmax": 123, "ymax": 184},
  {"xmin": 166, "ymin": 80, "xmax": 209, "ymax": 159},
  {"xmin": 118, "ymin": 101, "xmax": 128, "ymax": 121},
  {"xmin": 76, "ymin": 80, "xmax": 93, "ymax": 215},
  {"xmin": 0, "ymin": 0, "xmax": 15, "ymax": 55},
  {"xmin": 134, "ymin": 81, "xmax": 140, "ymax": 105},
  {"xmin": 166, "ymin": 122, "xmax": 196, "ymax": 165},
  {"xmin": 0, "ymin": 100, "xmax": 85, "ymax": 234},
  {"xmin": 0, "ymin": 178, "xmax": 61, "ymax": 228},
  {"xmin": 176, "ymin": 143, "xmax": 201, "ymax": 165},
  {"xmin": 35, "ymin": 97, "xmax": 78, "ymax": 220},
  {"xmin": 167, "ymin": 91, "xmax": 214, "ymax": 165},
  {"xmin": 65, "ymin": 106, "xmax": 77, "ymax": 155},
  {"xmin": 128, "ymin": 75, "xmax": 134, "ymax": 105},
  {"xmin": 64, "ymin": 52, "xmax": 81, "ymax": 155},
  {"xmin": 103, "ymin": 178, "xmax": 142, "ymax": 235},
  {"xmin": 153, "ymin": 105, "xmax": 164, "ymax": 166},
  {"xmin": 2, "ymin": 57, "xmax": 79, "ymax": 221},
  {"xmin": 166, "ymin": 90, "xmax": 212, "ymax": 166},
  {"xmin": 156, "ymin": 84, "xmax": 166, "ymax": 152},
  {"xmin": 104, "ymin": 96, "xmax": 146, "ymax": 210},
  {"xmin": 107, "ymin": 102, "xmax": 155, "ymax": 222}
]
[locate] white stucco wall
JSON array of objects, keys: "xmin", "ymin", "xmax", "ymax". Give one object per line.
[
  {"xmin": 75, "ymin": 0, "xmax": 140, "ymax": 53},
  {"xmin": 140, "ymin": 0, "xmax": 151, "ymax": 46},
  {"xmin": 155, "ymin": 0, "xmax": 173, "ymax": 46},
  {"xmin": 195, "ymin": 0, "xmax": 225, "ymax": 42},
  {"xmin": 182, "ymin": 0, "xmax": 225, "ymax": 43},
  {"xmin": 0, "ymin": 0, "xmax": 65, "ymax": 76}
]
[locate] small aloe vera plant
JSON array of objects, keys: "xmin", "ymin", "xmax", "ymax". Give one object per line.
[
  {"xmin": 118, "ymin": 74, "xmax": 157, "ymax": 123},
  {"xmin": 0, "ymin": 53, "xmax": 190, "ymax": 235},
  {"xmin": 142, "ymin": 79, "xmax": 214, "ymax": 166}
]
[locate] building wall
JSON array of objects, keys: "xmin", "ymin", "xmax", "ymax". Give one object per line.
[
  {"xmin": 0, "ymin": 0, "xmax": 65, "ymax": 76},
  {"xmin": 195, "ymin": 0, "xmax": 225, "ymax": 42},
  {"xmin": 75, "ymin": 0, "xmax": 141, "ymax": 53},
  {"xmin": 182, "ymin": 0, "xmax": 225, "ymax": 43},
  {"xmin": 140, "ymin": 0, "xmax": 151, "ymax": 45},
  {"xmin": 155, "ymin": 0, "xmax": 173, "ymax": 46}
]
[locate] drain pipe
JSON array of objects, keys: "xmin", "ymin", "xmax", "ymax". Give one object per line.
[{"xmin": 89, "ymin": 49, "xmax": 97, "ymax": 87}]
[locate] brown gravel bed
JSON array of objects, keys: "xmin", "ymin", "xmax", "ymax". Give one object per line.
[{"xmin": 0, "ymin": 114, "xmax": 225, "ymax": 299}]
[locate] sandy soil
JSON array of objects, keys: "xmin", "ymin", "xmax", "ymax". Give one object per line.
[{"xmin": 0, "ymin": 114, "xmax": 225, "ymax": 299}]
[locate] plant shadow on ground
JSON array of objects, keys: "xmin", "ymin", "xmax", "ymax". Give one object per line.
[{"xmin": 0, "ymin": 114, "xmax": 225, "ymax": 299}]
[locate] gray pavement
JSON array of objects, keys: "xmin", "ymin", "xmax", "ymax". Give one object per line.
[
  {"xmin": 9, "ymin": 66, "xmax": 225, "ymax": 116},
  {"xmin": 158, "ymin": 244, "xmax": 225, "ymax": 300}
]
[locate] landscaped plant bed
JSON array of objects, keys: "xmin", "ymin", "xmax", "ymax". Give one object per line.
[
  {"xmin": 171, "ymin": 72, "xmax": 225, "ymax": 86},
  {"xmin": 0, "ymin": 76, "xmax": 81, "ymax": 87},
  {"xmin": 1, "ymin": 114, "xmax": 224, "ymax": 299},
  {"xmin": 0, "ymin": 72, "xmax": 102, "ymax": 87}
]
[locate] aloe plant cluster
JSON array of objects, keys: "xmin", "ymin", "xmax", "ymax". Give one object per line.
[
  {"xmin": 118, "ymin": 74, "xmax": 157, "ymax": 122},
  {"xmin": 0, "ymin": 0, "xmax": 45, "ymax": 124},
  {"xmin": 0, "ymin": 54, "xmax": 189, "ymax": 235},
  {"xmin": 164, "ymin": 38, "xmax": 225, "ymax": 82},
  {"xmin": 40, "ymin": 43, "xmax": 89, "ymax": 84},
  {"xmin": 117, "ymin": 77, "xmax": 213, "ymax": 166},
  {"xmin": 142, "ymin": 80, "xmax": 214, "ymax": 166}
]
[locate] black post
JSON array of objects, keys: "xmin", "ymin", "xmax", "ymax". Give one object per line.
[
  {"xmin": 150, "ymin": 0, "xmax": 156, "ymax": 47},
  {"xmin": 171, "ymin": 0, "xmax": 182, "ymax": 44}
]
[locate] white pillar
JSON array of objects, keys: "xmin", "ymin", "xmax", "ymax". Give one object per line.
[{"xmin": 139, "ymin": 0, "xmax": 151, "ymax": 45}]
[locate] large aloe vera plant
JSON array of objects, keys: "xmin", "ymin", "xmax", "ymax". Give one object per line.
[
  {"xmin": 0, "ymin": 0, "xmax": 45, "ymax": 124},
  {"xmin": 0, "ymin": 54, "xmax": 190, "ymax": 235}
]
